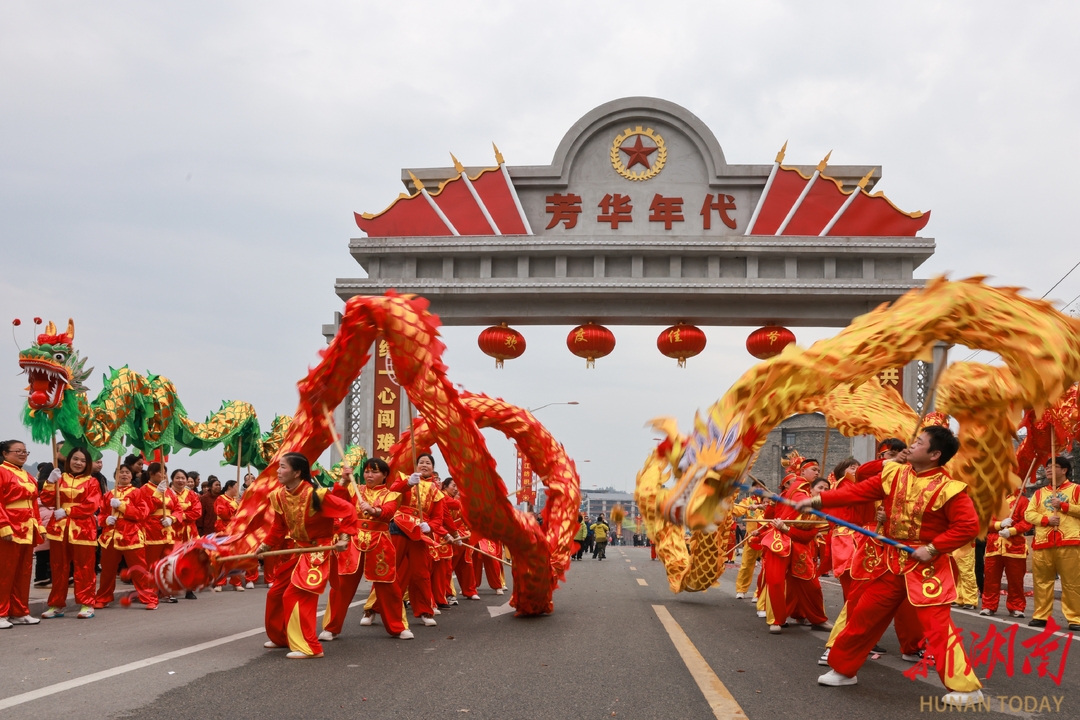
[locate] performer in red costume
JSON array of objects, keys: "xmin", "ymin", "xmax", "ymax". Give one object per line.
[
  {"xmin": 40, "ymin": 447, "xmax": 101, "ymax": 619},
  {"xmin": 139, "ymin": 462, "xmax": 179, "ymax": 603},
  {"xmin": 440, "ymin": 478, "xmax": 478, "ymax": 602},
  {"xmin": 387, "ymin": 453, "xmax": 448, "ymax": 626},
  {"xmin": 981, "ymin": 487, "xmax": 1032, "ymax": 618},
  {"xmin": 95, "ymin": 464, "xmax": 159, "ymax": 609},
  {"xmin": 168, "ymin": 469, "xmax": 202, "ymax": 600},
  {"xmin": 0, "ymin": 440, "xmax": 43, "ymax": 629},
  {"xmin": 802, "ymin": 426, "xmax": 984, "ymax": 708},
  {"xmin": 213, "ymin": 480, "xmax": 244, "ymax": 592},
  {"xmin": 759, "ymin": 458, "xmax": 831, "ymax": 633},
  {"xmin": 257, "ymin": 452, "xmax": 357, "ymax": 659},
  {"xmin": 321, "ymin": 457, "xmax": 412, "ymax": 641}
]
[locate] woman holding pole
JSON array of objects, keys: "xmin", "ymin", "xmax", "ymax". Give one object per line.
[
  {"xmin": 257, "ymin": 452, "xmax": 357, "ymax": 658},
  {"xmin": 40, "ymin": 447, "xmax": 101, "ymax": 619},
  {"xmin": 95, "ymin": 465, "xmax": 158, "ymax": 610}
]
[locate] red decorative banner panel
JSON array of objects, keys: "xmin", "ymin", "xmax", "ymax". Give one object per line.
[
  {"xmin": 780, "ymin": 175, "xmax": 849, "ymax": 235},
  {"xmin": 746, "ymin": 166, "xmax": 811, "ymax": 235},
  {"xmin": 516, "ymin": 446, "xmax": 536, "ymax": 505},
  {"xmin": 372, "ymin": 336, "xmax": 402, "ymax": 461},
  {"xmin": 824, "ymin": 191, "xmax": 930, "ymax": 237}
]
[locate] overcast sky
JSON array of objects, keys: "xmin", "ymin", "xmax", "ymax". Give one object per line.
[{"xmin": 2, "ymin": 2, "xmax": 1078, "ymax": 493}]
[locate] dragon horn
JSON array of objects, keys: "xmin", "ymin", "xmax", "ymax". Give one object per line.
[
  {"xmin": 66, "ymin": 318, "xmax": 75, "ymax": 340},
  {"xmin": 45, "ymin": 320, "xmax": 56, "ymax": 335}
]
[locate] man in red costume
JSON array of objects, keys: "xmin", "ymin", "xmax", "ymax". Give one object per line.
[
  {"xmin": 257, "ymin": 453, "xmax": 357, "ymax": 659},
  {"xmin": 800, "ymin": 425, "xmax": 983, "ymax": 708},
  {"xmin": 759, "ymin": 458, "xmax": 831, "ymax": 633},
  {"xmin": 980, "ymin": 487, "xmax": 1031, "ymax": 617}
]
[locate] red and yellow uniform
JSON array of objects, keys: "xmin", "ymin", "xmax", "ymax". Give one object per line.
[
  {"xmin": 172, "ymin": 486, "xmax": 202, "ymax": 544},
  {"xmin": 759, "ymin": 481, "xmax": 828, "ymax": 627},
  {"xmin": 324, "ymin": 482, "xmax": 407, "ymax": 636},
  {"xmin": 817, "ymin": 462, "xmax": 982, "ymax": 692},
  {"xmin": 96, "ymin": 485, "xmax": 158, "ymax": 608},
  {"xmin": 390, "ymin": 479, "xmax": 446, "ymax": 618},
  {"xmin": 732, "ymin": 497, "xmax": 763, "ymax": 596},
  {"xmin": 981, "ymin": 490, "xmax": 1031, "ymax": 614},
  {"xmin": 40, "ymin": 471, "xmax": 102, "ymax": 609},
  {"xmin": 0, "ymin": 460, "xmax": 43, "ymax": 619},
  {"xmin": 471, "ymin": 536, "xmax": 506, "ymax": 591},
  {"xmin": 442, "ymin": 495, "xmax": 477, "ymax": 600},
  {"xmin": 139, "ymin": 483, "xmax": 179, "ymax": 575},
  {"xmin": 263, "ymin": 481, "xmax": 358, "ymax": 657},
  {"xmin": 1024, "ymin": 481, "xmax": 1080, "ymax": 625},
  {"xmin": 214, "ymin": 494, "xmax": 243, "ymax": 588}
]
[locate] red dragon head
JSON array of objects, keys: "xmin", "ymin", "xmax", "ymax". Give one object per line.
[{"xmin": 18, "ymin": 318, "xmax": 92, "ymax": 410}]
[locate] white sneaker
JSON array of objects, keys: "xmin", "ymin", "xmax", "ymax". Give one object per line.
[
  {"xmin": 77, "ymin": 606, "xmax": 95, "ymax": 619},
  {"xmin": 468, "ymin": 594, "xmax": 480, "ymax": 601},
  {"xmin": 769, "ymin": 625, "xmax": 782, "ymax": 634},
  {"xmin": 978, "ymin": 608, "xmax": 992, "ymax": 616},
  {"xmin": 1011, "ymin": 610, "xmax": 1025, "ymax": 618},
  {"xmin": 496, "ymin": 589, "xmax": 504, "ymax": 595},
  {"xmin": 433, "ymin": 607, "xmax": 441, "ymax": 615},
  {"xmin": 818, "ymin": 648, "xmax": 831, "ymax": 666},
  {"xmin": 359, "ymin": 613, "xmax": 374, "ymax": 626},
  {"xmin": 245, "ymin": 581, "xmax": 255, "ymax": 590},
  {"xmin": 735, "ymin": 592, "xmax": 746, "ymax": 599},
  {"xmin": 235, "ymin": 585, "xmax": 245, "ymax": 592},
  {"xmin": 11, "ymin": 615, "xmax": 41, "ymax": 625},
  {"xmin": 286, "ymin": 651, "xmax": 323, "ymax": 659},
  {"xmin": 818, "ymin": 670, "xmax": 857, "ymax": 686},
  {"xmin": 318, "ymin": 630, "xmax": 336, "ymax": 641},
  {"xmin": 397, "ymin": 629, "xmax": 415, "ymax": 639},
  {"xmin": 448, "ymin": 597, "xmax": 459, "ymax": 606},
  {"xmin": 213, "ymin": 586, "xmax": 222, "ymax": 592},
  {"xmin": 812, "ymin": 621, "xmax": 834, "ymax": 631},
  {"xmin": 500, "ymin": 585, "xmax": 508, "ymax": 590},
  {"xmin": 40, "ymin": 607, "xmax": 64, "ymax": 619},
  {"xmin": 942, "ymin": 690, "xmax": 984, "ymax": 708},
  {"xmin": 756, "ymin": 610, "xmax": 767, "ymax": 618},
  {"xmin": 264, "ymin": 641, "xmax": 284, "ymax": 649},
  {"xmin": 420, "ymin": 615, "xmax": 437, "ymax": 627},
  {"xmin": 0, "ymin": 618, "xmax": 11, "ymax": 629}
]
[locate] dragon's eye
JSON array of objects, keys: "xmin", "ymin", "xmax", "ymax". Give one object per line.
[{"xmin": 53, "ymin": 352, "xmax": 66, "ymax": 362}]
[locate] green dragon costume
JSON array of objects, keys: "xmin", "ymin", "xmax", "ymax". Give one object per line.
[{"xmin": 19, "ymin": 318, "xmax": 281, "ymax": 467}]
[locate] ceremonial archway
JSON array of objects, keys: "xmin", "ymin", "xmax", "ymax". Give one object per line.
[{"xmin": 326, "ymin": 96, "xmax": 939, "ymax": 481}]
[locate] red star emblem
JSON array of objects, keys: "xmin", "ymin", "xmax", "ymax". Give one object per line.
[{"xmin": 620, "ymin": 136, "xmax": 657, "ymax": 170}]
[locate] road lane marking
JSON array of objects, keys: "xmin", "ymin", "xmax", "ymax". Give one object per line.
[
  {"xmin": 636, "ymin": 578, "xmax": 648, "ymax": 586},
  {"xmin": 629, "ymin": 566, "xmax": 636, "ymax": 570},
  {"xmin": 652, "ymin": 605, "xmax": 748, "ymax": 720},
  {"xmin": 488, "ymin": 601, "xmax": 515, "ymax": 617},
  {"xmin": 0, "ymin": 599, "xmax": 365, "ymax": 710}
]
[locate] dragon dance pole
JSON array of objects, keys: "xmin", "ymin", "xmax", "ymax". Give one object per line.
[{"xmin": 740, "ymin": 483, "xmax": 915, "ymax": 553}]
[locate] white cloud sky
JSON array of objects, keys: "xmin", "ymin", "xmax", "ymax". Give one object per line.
[{"xmin": 2, "ymin": 1, "xmax": 1078, "ymax": 492}]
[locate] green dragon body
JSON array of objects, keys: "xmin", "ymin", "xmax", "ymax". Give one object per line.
[{"xmin": 18, "ymin": 318, "xmax": 289, "ymax": 468}]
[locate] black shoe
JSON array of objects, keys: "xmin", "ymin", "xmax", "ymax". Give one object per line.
[
  {"xmin": 1070, "ymin": 624, "xmax": 1080, "ymax": 632},
  {"xmin": 162, "ymin": 596, "xmax": 179, "ymax": 604},
  {"xmin": 436, "ymin": 603, "xmax": 451, "ymax": 610},
  {"xmin": 871, "ymin": 645, "xmax": 887, "ymax": 654},
  {"xmin": 1028, "ymin": 618, "xmax": 1047, "ymax": 628},
  {"xmin": 184, "ymin": 591, "xmax": 198, "ymax": 600}
]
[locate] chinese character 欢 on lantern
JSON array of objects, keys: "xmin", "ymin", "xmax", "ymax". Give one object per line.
[{"xmin": 545, "ymin": 193, "xmax": 583, "ymax": 229}]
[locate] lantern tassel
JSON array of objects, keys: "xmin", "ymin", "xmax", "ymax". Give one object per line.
[
  {"xmin": 678, "ymin": 357, "xmax": 686, "ymax": 369},
  {"xmin": 495, "ymin": 358, "xmax": 504, "ymax": 369},
  {"xmin": 586, "ymin": 357, "xmax": 595, "ymax": 369}
]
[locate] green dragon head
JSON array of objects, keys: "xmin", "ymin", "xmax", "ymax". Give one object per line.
[{"xmin": 19, "ymin": 318, "xmax": 92, "ymax": 412}]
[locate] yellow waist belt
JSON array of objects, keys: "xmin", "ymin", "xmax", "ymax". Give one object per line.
[{"xmin": 4, "ymin": 499, "xmax": 32, "ymax": 510}]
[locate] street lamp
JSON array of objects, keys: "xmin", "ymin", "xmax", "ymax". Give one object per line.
[{"xmin": 528, "ymin": 401, "xmax": 579, "ymax": 413}]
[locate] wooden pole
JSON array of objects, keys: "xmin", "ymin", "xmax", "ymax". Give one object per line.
[
  {"xmin": 236, "ymin": 439, "xmax": 242, "ymax": 486},
  {"xmin": 407, "ymin": 399, "xmax": 424, "ymax": 525},
  {"xmin": 1051, "ymin": 425, "xmax": 1058, "ymax": 491},
  {"xmin": 225, "ymin": 544, "xmax": 337, "ymax": 564},
  {"xmin": 322, "ymin": 404, "xmax": 349, "ymax": 478}
]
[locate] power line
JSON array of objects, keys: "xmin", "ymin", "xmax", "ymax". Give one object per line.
[{"xmin": 960, "ymin": 259, "xmax": 1080, "ymax": 363}]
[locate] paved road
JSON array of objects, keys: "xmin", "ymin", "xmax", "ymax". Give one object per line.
[{"xmin": 2, "ymin": 546, "xmax": 1076, "ymax": 719}]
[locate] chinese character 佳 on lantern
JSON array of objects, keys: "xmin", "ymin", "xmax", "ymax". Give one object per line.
[
  {"xmin": 656, "ymin": 323, "xmax": 707, "ymax": 368},
  {"xmin": 746, "ymin": 325, "xmax": 795, "ymax": 360},
  {"xmin": 566, "ymin": 322, "xmax": 616, "ymax": 369},
  {"xmin": 477, "ymin": 323, "xmax": 526, "ymax": 369}
]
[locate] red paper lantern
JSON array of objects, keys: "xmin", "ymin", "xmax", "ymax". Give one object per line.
[
  {"xmin": 657, "ymin": 323, "xmax": 707, "ymax": 368},
  {"xmin": 478, "ymin": 323, "xmax": 526, "ymax": 368},
  {"xmin": 566, "ymin": 322, "xmax": 615, "ymax": 368},
  {"xmin": 746, "ymin": 325, "xmax": 795, "ymax": 359}
]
